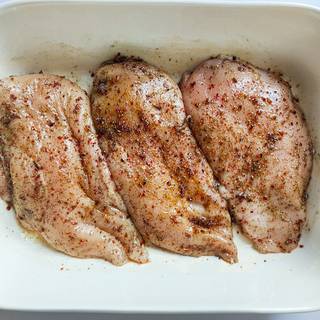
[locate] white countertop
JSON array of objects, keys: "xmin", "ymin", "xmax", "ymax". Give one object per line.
[{"xmin": 1, "ymin": 311, "xmax": 320, "ymax": 320}]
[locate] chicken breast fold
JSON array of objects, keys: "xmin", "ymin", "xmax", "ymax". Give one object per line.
[
  {"xmin": 0, "ymin": 74, "xmax": 148, "ymax": 265},
  {"xmin": 180, "ymin": 57, "xmax": 313, "ymax": 253},
  {"xmin": 91, "ymin": 58, "xmax": 237, "ymax": 263}
]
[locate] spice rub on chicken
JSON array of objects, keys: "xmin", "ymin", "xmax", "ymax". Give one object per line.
[
  {"xmin": 91, "ymin": 58, "xmax": 237, "ymax": 263},
  {"xmin": 0, "ymin": 74, "xmax": 148, "ymax": 265},
  {"xmin": 180, "ymin": 57, "xmax": 313, "ymax": 253}
]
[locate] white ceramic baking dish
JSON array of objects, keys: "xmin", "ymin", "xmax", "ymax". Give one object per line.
[{"xmin": 0, "ymin": 0, "xmax": 320, "ymax": 314}]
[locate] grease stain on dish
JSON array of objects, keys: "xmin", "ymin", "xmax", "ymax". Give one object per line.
[{"xmin": 9, "ymin": 40, "xmax": 275, "ymax": 84}]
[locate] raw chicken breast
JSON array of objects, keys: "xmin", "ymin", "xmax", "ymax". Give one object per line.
[
  {"xmin": 180, "ymin": 57, "xmax": 313, "ymax": 253},
  {"xmin": 0, "ymin": 74, "xmax": 147, "ymax": 265},
  {"xmin": 91, "ymin": 57, "xmax": 237, "ymax": 263}
]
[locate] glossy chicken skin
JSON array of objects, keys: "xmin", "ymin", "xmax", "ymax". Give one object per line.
[
  {"xmin": 180, "ymin": 57, "xmax": 313, "ymax": 253},
  {"xmin": 91, "ymin": 58, "xmax": 237, "ymax": 263},
  {"xmin": 0, "ymin": 74, "xmax": 148, "ymax": 265}
]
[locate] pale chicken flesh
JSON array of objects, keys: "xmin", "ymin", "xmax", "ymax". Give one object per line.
[
  {"xmin": 0, "ymin": 74, "xmax": 148, "ymax": 265},
  {"xmin": 180, "ymin": 57, "xmax": 313, "ymax": 253},
  {"xmin": 91, "ymin": 58, "xmax": 237, "ymax": 263}
]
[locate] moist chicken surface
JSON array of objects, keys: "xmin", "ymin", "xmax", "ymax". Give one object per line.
[
  {"xmin": 0, "ymin": 74, "xmax": 148, "ymax": 265},
  {"xmin": 91, "ymin": 58, "xmax": 237, "ymax": 263},
  {"xmin": 180, "ymin": 57, "xmax": 313, "ymax": 253}
]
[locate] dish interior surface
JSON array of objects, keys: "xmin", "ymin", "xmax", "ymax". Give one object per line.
[{"xmin": 0, "ymin": 0, "xmax": 320, "ymax": 313}]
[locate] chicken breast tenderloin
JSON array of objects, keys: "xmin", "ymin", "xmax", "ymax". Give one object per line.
[
  {"xmin": 0, "ymin": 74, "xmax": 148, "ymax": 265},
  {"xmin": 180, "ymin": 57, "xmax": 313, "ymax": 253},
  {"xmin": 91, "ymin": 58, "xmax": 237, "ymax": 263}
]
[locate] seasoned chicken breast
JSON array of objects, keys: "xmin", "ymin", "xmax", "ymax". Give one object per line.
[
  {"xmin": 0, "ymin": 74, "xmax": 148, "ymax": 265},
  {"xmin": 91, "ymin": 58, "xmax": 237, "ymax": 263},
  {"xmin": 180, "ymin": 57, "xmax": 313, "ymax": 253}
]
